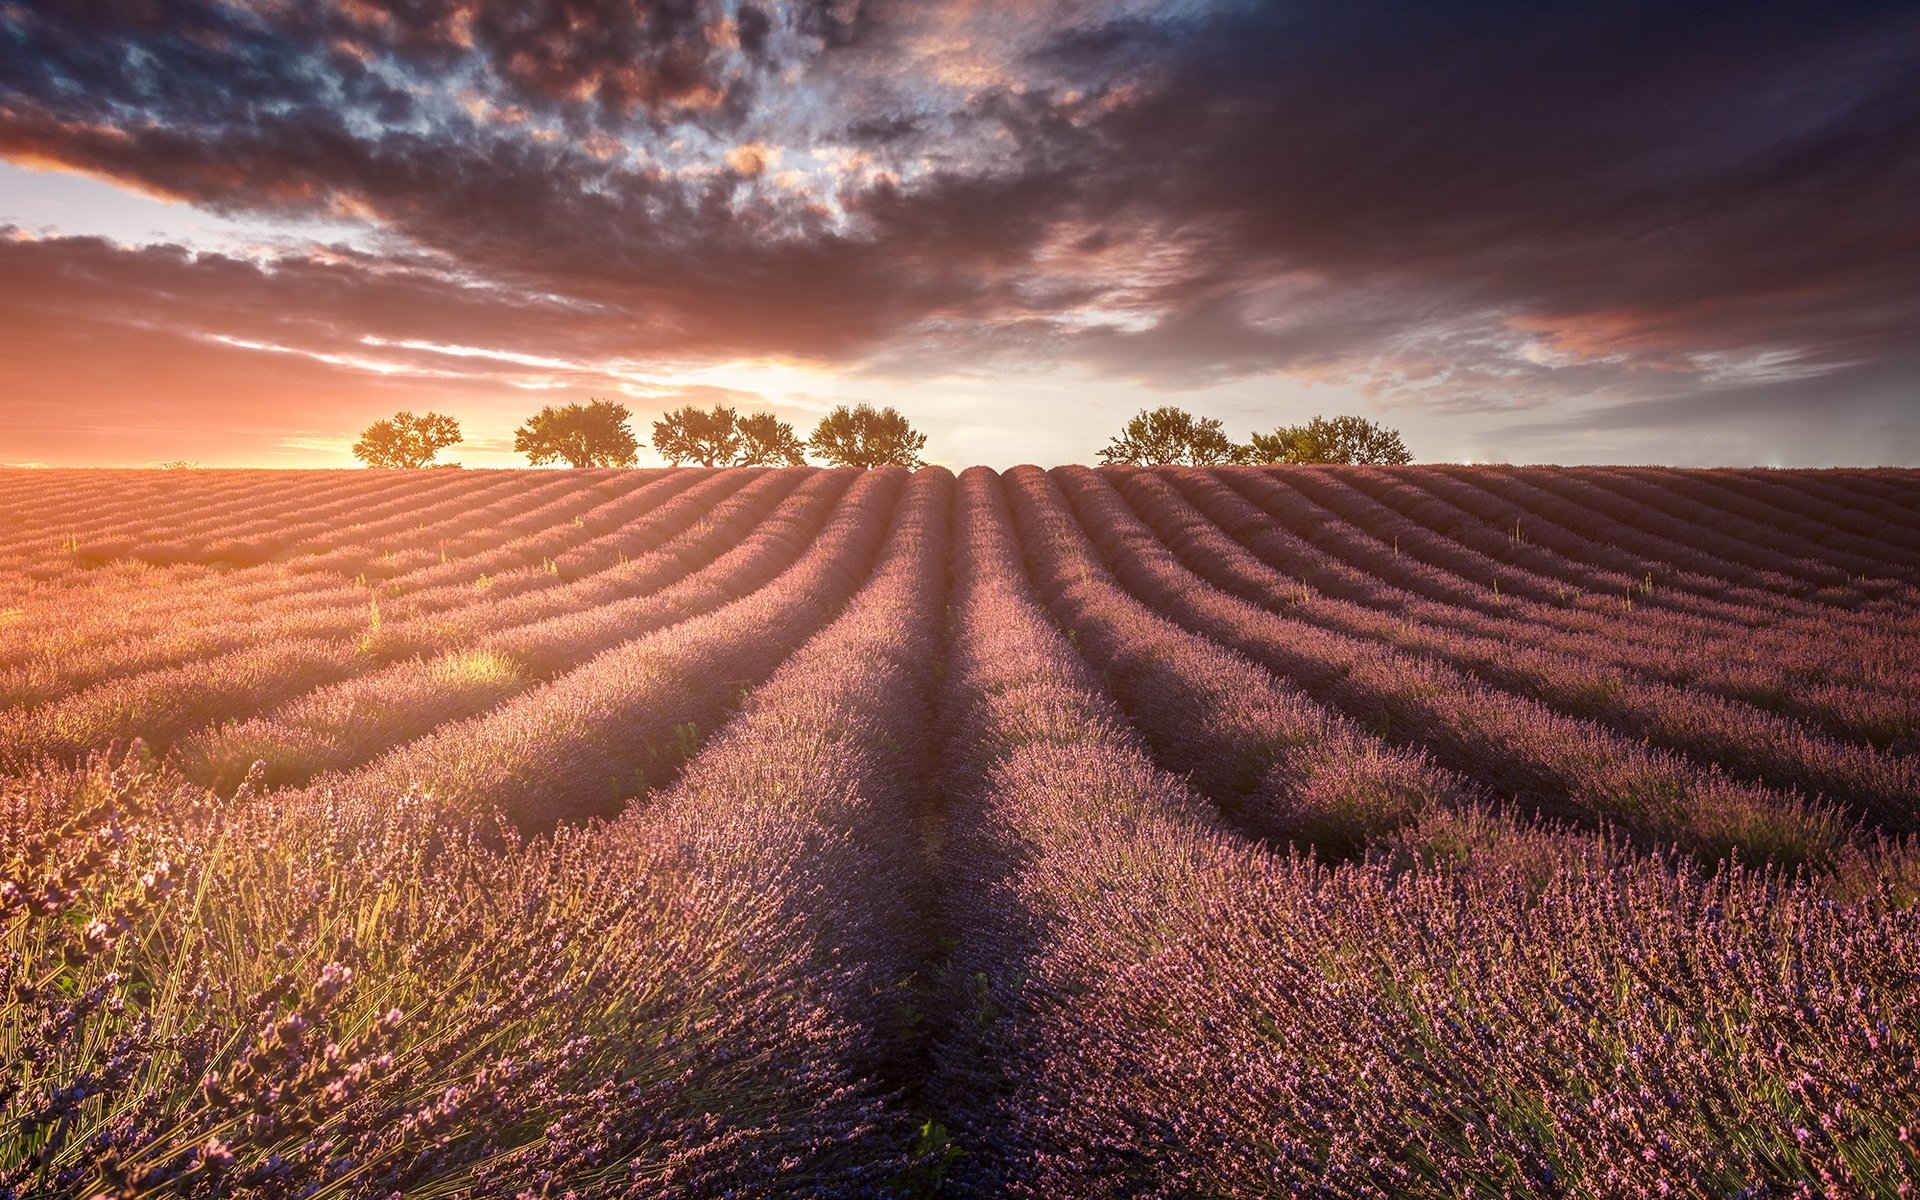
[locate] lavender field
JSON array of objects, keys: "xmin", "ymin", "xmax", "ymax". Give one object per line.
[{"xmin": 4, "ymin": 464, "xmax": 1920, "ymax": 1198}]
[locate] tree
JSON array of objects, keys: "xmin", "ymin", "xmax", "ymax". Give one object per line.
[
  {"xmin": 736, "ymin": 411, "xmax": 808, "ymax": 466},
  {"xmin": 1239, "ymin": 415, "xmax": 1413, "ymax": 465},
  {"xmin": 352, "ymin": 411, "xmax": 462, "ymax": 469},
  {"xmin": 514, "ymin": 399, "xmax": 640, "ymax": 467},
  {"xmin": 650, "ymin": 405, "xmax": 808, "ymax": 467},
  {"xmin": 808, "ymin": 404, "xmax": 927, "ymax": 469},
  {"xmin": 651, "ymin": 405, "xmax": 742, "ymax": 466},
  {"xmin": 1098, "ymin": 406, "xmax": 1237, "ymax": 466}
]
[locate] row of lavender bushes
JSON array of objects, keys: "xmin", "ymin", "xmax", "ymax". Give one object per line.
[
  {"xmin": 1161, "ymin": 469, "xmax": 1920, "ymax": 753},
  {"xmin": 928, "ymin": 467, "xmax": 1920, "ymax": 1196},
  {"xmin": 0, "ymin": 470, "xmax": 729, "ymax": 715},
  {"xmin": 1097, "ymin": 469, "xmax": 1919, "ymax": 823},
  {"xmin": 0, "ymin": 470, "xmax": 681, "ymax": 712},
  {"xmin": 2, "ymin": 470, "xmax": 952, "ymax": 1198},
  {"xmin": 170, "ymin": 470, "xmax": 835, "ymax": 791},
  {"xmin": 1018, "ymin": 466, "xmax": 1852, "ymax": 864},
  {"xmin": 0, "ymin": 470, "xmax": 840, "ymax": 774}
]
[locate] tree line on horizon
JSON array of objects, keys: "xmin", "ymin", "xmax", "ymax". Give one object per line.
[
  {"xmin": 351, "ymin": 401, "xmax": 1411, "ymax": 470},
  {"xmin": 352, "ymin": 401, "xmax": 927, "ymax": 471}
]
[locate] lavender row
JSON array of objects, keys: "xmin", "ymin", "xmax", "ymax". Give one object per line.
[
  {"xmin": 1000, "ymin": 468, "xmax": 1475, "ymax": 854},
  {"xmin": 0, "ymin": 470, "xmax": 733, "ymax": 707},
  {"xmin": 991, "ymin": 829, "xmax": 1920, "ymax": 1196},
  {"xmin": 0, "ymin": 464, "xmax": 392, "ymax": 535},
  {"xmin": 371, "ymin": 467, "xmax": 714, "ymax": 593},
  {"xmin": 1032, "ymin": 467, "xmax": 1849, "ymax": 864},
  {"xmin": 927, "ymin": 467, "xmax": 1920, "ymax": 1196},
  {"xmin": 1345, "ymin": 465, "xmax": 1920, "ymax": 686},
  {"xmin": 1114, "ymin": 470, "xmax": 1920, "ymax": 819},
  {"xmin": 277, "ymin": 471, "xmax": 643, "ymax": 581},
  {"xmin": 1461, "ymin": 466, "xmax": 1920, "ymax": 624},
  {"xmin": 139, "ymin": 470, "xmax": 551, "ymax": 570},
  {"xmin": 0, "ymin": 474, "xmax": 803, "ymax": 762},
  {"xmin": 1485, "ymin": 464, "xmax": 1875, "ymax": 597},
  {"xmin": 1573, "ymin": 466, "xmax": 1920, "ymax": 586},
  {"xmin": 1257, "ymin": 465, "xmax": 1901, "ymax": 639},
  {"xmin": 313, "ymin": 469, "xmax": 906, "ymax": 829},
  {"xmin": 1220, "ymin": 465, "xmax": 1920, "ymax": 703},
  {"xmin": 1793, "ymin": 468, "xmax": 1920, "ymax": 524},
  {"xmin": 0, "ymin": 467, "xmax": 378, "ymax": 553},
  {"xmin": 0, "ymin": 472, "xmax": 949, "ymax": 1199},
  {"xmin": 174, "ymin": 469, "xmax": 842, "ymax": 790},
  {"xmin": 1659, "ymin": 468, "xmax": 1920, "ymax": 570},
  {"xmin": 1224, "ymin": 464, "xmax": 1905, "ymax": 671},
  {"xmin": 572, "ymin": 462, "xmax": 957, "ymax": 1188},
  {"xmin": 1336, "ymin": 463, "xmax": 1901, "ymax": 624},
  {"xmin": 4, "ymin": 501, "xmax": 948, "ymax": 1200},
  {"xmin": 928, "ymin": 465, "xmax": 1254, "ymax": 1190},
  {"xmin": 30, "ymin": 469, "xmax": 526, "ymax": 574},
  {"xmin": 371, "ymin": 469, "xmax": 810, "ymax": 654},
  {"xmin": 1400, "ymin": 463, "xmax": 1916, "ymax": 602},
  {"xmin": 0, "ymin": 470, "xmax": 590, "ymax": 672},
  {"xmin": 1168, "ymin": 469, "xmax": 1920, "ymax": 747}
]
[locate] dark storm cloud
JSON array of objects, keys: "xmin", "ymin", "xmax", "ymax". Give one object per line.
[
  {"xmin": 1, "ymin": 0, "xmax": 1917, "ymax": 440},
  {"xmin": 1491, "ymin": 350, "xmax": 1920, "ymax": 466},
  {"xmin": 0, "ymin": 0, "xmax": 763, "ymax": 128},
  {"xmin": 1032, "ymin": 0, "xmax": 1920, "ymax": 392},
  {"xmin": 0, "ymin": 232, "xmax": 597, "ymax": 361},
  {"xmin": 0, "ymin": 0, "xmax": 1106, "ymax": 366}
]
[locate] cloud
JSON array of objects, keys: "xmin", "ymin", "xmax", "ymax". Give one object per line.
[
  {"xmin": 1, "ymin": 0, "xmax": 1916, "ymax": 462},
  {"xmin": 1027, "ymin": 3, "xmax": 1920, "ymax": 395}
]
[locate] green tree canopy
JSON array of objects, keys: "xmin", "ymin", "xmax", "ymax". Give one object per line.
[
  {"xmin": 514, "ymin": 399, "xmax": 640, "ymax": 468},
  {"xmin": 736, "ymin": 411, "xmax": 808, "ymax": 466},
  {"xmin": 1239, "ymin": 415, "xmax": 1413, "ymax": 465},
  {"xmin": 1098, "ymin": 406, "xmax": 1237, "ymax": 466},
  {"xmin": 807, "ymin": 404, "xmax": 927, "ymax": 469},
  {"xmin": 352, "ymin": 411, "xmax": 462, "ymax": 469},
  {"xmin": 650, "ymin": 405, "xmax": 808, "ymax": 466},
  {"xmin": 651, "ymin": 405, "xmax": 742, "ymax": 466}
]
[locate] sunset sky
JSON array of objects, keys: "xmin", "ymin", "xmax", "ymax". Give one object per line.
[{"xmin": 2, "ymin": 0, "xmax": 1916, "ymax": 469}]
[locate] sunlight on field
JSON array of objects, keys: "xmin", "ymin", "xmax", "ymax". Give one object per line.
[
  {"xmin": 425, "ymin": 647, "xmax": 521, "ymax": 688},
  {"xmin": 3, "ymin": 463, "xmax": 1919, "ymax": 1195}
]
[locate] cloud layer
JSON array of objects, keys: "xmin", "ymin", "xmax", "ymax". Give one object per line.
[{"xmin": 2, "ymin": 0, "xmax": 1916, "ymax": 464}]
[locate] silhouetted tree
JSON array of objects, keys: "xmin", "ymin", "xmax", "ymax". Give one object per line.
[
  {"xmin": 808, "ymin": 404, "xmax": 926, "ymax": 468},
  {"xmin": 736, "ymin": 411, "xmax": 808, "ymax": 466},
  {"xmin": 651, "ymin": 405, "xmax": 742, "ymax": 466},
  {"xmin": 515, "ymin": 399, "xmax": 640, "ymax": 467},
  {"xmin": 1240, "ymin": 415, "xmax": 1413, "ymax": 465},
  {"xmin": 1099, "ymin": 406, "xmax": 1237, "ymax": 465},
  {"xmin": 353, "ymin": 411, "xmax": 462, "ymax": 468},
  {"xmin": 651, "ymin": 405, "xmax": 808, "ymax": 466}
]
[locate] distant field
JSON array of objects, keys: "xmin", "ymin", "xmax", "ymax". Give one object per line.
[{"xmin": 4, "ymin": 464, "xmax": 1920, "ymax": 1197}]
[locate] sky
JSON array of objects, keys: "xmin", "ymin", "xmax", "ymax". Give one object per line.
[{"xmin": 1, "ymin": 0, "xmax": 1916, "ymax": 469}]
